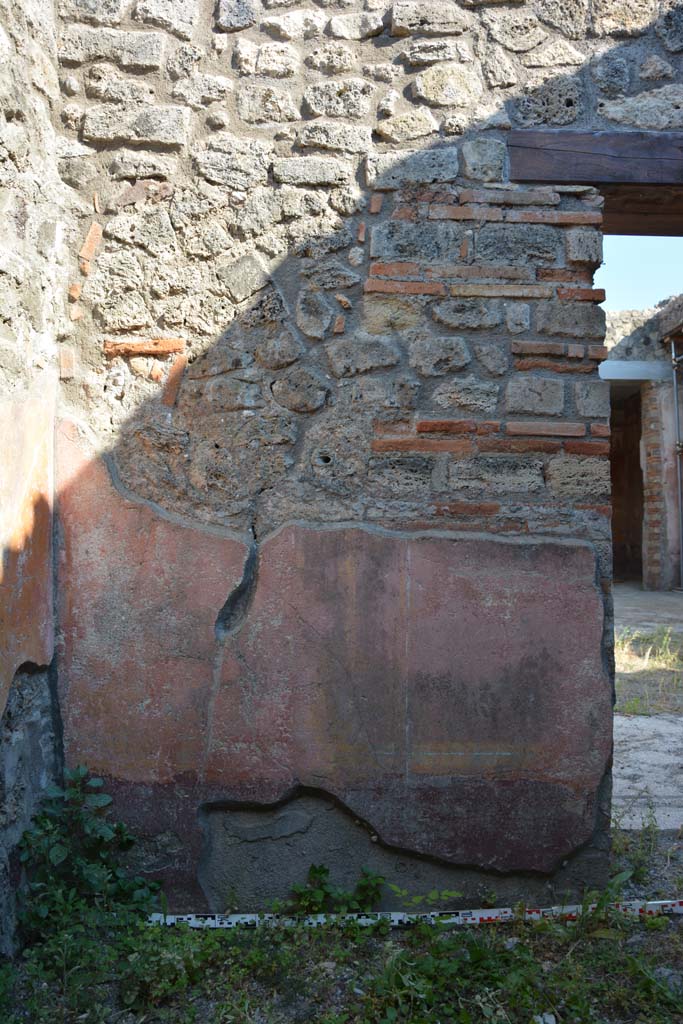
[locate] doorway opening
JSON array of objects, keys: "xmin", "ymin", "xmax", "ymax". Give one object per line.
[
  {"xmin": 609, "ymin": 386, "xmax": 643, "ymax": 583},
  {"xmin": 596, "ymin": 236, "xmax": 683, "ymax": 591}
]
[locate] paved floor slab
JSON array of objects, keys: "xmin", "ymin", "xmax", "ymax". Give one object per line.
[
  {"xmin": 614, "ymin": 582, "xmax": 683, "ymax": 637},
  {"xmin": 613, "ymin": 713, "xmax": 683, "ymax": 830}
]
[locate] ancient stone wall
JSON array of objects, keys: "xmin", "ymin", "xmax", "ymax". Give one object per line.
[
  {"xmin": 0, "ymin": 0, "xmax": 67, "ymax": 952},
  {"xmin": 6, "ymin": 0, "xmax": 683, "ymax": 916}
]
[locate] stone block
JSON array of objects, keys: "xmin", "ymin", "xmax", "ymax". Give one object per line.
[
  {"xmin": 401, "ymin": 38, "xmax": 474, "ymax": 66},
  {"xmin": 304, "ymin": 78, "xmax": 374, "ymax": 118},
  {"xmin": 59, "ymin": 26, "xmax": 164, "ymax": 69},
  {"xmin": 262, "ymin": 10, "xmax": 327, "ymax": 40},
  {"xmin": 574, "ymin": 380, "xmax": 610, "ymax": 418},
  {"xmin": 216, "ymin": 255, "xmax": 269, "ymax": 303},
  {"xmin": 514, "ymin": 72, "xmax": 583, "ymax": 127},
  {"xmin": 272, "ymin": 156, "xmax": 352, "ymax": 186},
  {"xmin": 108, "ymin": 149, "xmax": 178, "ymax": 180},
  {"xmin": 216, "ymin": 0, "xmax": 258, "ymax": 32},
  {"xmin": 408, "ymin": 335, "xmax": 470, "ymax": 376},
  {"xmin": 412, "ymin": 62, "xmax": 483, "ymax": 107},
  {"xmin": 254, "ymin": 329, "xmax": 303, "ymax": 369},
  {"xmin": 328, "ymin": 13, "xmax": 384, "ymax": 39},
  {"xmin": 601, "ymin": 85, "xmax": 683, "ymax": 130},
  {"xmin": 483, "ymin": 9, "xmax": 548, "ymax": 51},
  {"xmin": 375, "ymin": 108, "xmax": 438, "ymax": 142},
  {"xmin": 172, "ymin": 72, "xmax": 233, "ymax": 109},
  {"xmin": 83, "ymin": 104, "xmax": 189, "ymax": 147},
  {"xmin": 235, "ymin": 40, "xmax": 299, "ymax": 77},
  {"xmin": 593, "ymin": 0, "xmax": 657, "ymax": 37},
  {"xmin": 657, "ymin": 0, "xmax": 683, "ymax": 52},
  {"xmin": 535, "ymin": 300, "xmax": 606, "ymax": 339},
  {"xmin": 432, "ymin": 375, "xmax": 499, "ymax": 413},
  {"xmin": 506, "ymin": 377, "xmax": 565, "ymax": 416},
  {"xmin": 476, "ymin": 224, "xmax": 560, "ymax": 266},
  {"xmin": 134, "ymin": 0, "xmax": 199, "ymax": 39},
  {"xmin": 391, "ymin": 1, "xmax": 472, "ymax": 37},
  {"xmin": 566, "ymin": 227, "xmax": 603, "ymax": 264},
  {"xmin": 271, "ymin": 366, "xmax": 329, "ymax": 412},
  {"xmin": 592, "ymin": 53, "xmax": 630, "ymax": 97},
  {"xmin": 194, "ymin": 135, "xmax": 270, "ymax": 189},
  {"xmin": 105, "ymin": 207, "xmax": 177, "ymax": 256},
  {"xmin": 298, "ymin": 122, "xmax": 373, "ymax": 153},
  {"xmin": 546, "ymin": 455, "xmax": 611, "ymax": 498},
  {"xmin": 371, "ymin": 221, "xmax": 466, "ymax": 262},
  {"xmin": 506, "ymin": 303, "xmax": 531, "ymax": 334},
  {"xmin": 237, "ymin": 83, "xmax": 300, "ymax": 123},
  {"xmin": 366, "ymin": 147, "xmax": 460, "ymax": 189},
  {"xmin": 482, "ymin": 44, "xmax": 517, "ymax": 88},
  {"xmin": 474, "ymin": 342, "xmax": 508, "ymax": 375},
  {"xmin": 95, "ymin": 292, "xmax": 153, "ymax": 331},
  {"xmin": 327, "ymin": 334, "xmax": 400, "ymax": 376},
  {"xmin": 85, "ymin": 66, "xmax": 155, "ymax": 104},
  {"xmin": 523, "ymin": 39, "xmax": 585, "ymax": 68},
  {"xmin": 58, "ymin": 0, "xmax": 126, "ymax": 25},
  {"xmin": 460, "ymin": 138, "xmax": 506, "ymax": 182},
  {"xmin": 296, "ymin": 287, "xmax": 333, "ymax": 338},
  {"xmin": 534, "ymin": 0, "xmax": 589, "ymax": 39},
  {"xmin": 449, "ymin": 455, "xmax": 545, "ymax": 493},
  {"xmin": 640, "ymin": 54, "xmax": 674, "ymax": 80},
  {"xmin": 433, "ymin": 298, "xmax": 502, "ymax": 330},
  {"xmin": 306, "ymin": 44, "xmax": 356, "ymax": 74}
]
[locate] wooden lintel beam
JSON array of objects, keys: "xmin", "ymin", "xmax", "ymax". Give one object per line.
[{"xmin": 508, "ymin": 130, "xmax": 683, "ymax": 186}]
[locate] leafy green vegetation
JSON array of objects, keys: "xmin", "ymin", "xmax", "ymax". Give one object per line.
[
  {"xmin": 3, "ymin": 767, "xmax": 682, "ymax": 1023},
  {"xmin": 272, "ymin": 862, "xmax": 385, "ymax": 915}
]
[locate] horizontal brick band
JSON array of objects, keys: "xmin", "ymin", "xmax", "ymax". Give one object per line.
[
  {"xmin": 103, "ymin": 337, "xmax": 186, "ymax": 357},
  {"xmin": 458, "ymin": 188, "xmax": 560, "ymax": 207},
  {"xmin": 511, "ymin": 341, "xmax": 566, "ymax": 357},
  {"xmin": 513, "ymin": 358, "xmax": 596, "ymax": 374},
  {"xmin": 506, "ymin": 420, "xmax": 587, "ymax": 437},
  {"xmin": 416, "ymin": 419, "xmax": 476, "ymax": 434},
  {"xmin": 505, "ymin": 210, "xmax": 603, "ymax": 226},
  {"xmin": 557, "ymin": 287, "xmax": 606, "ymax": 303},
  {"xmin": 371, "ymin": 437, "xmax": 474, "ymax": 454},
  {"xmin": 434, "ymin": 501, "xmax": 502, "ymax": 517},
  {"xmin": 450, "ymin": 283, "xmax": 554, "ymax": 299},
  {"xmin": 478, "ymin": 438, "xmax": 563, "ymax": 454},
  {"xmin": 537, "ymin": 268, "xmax": 594, "ymax": 284},
  {"xmin": 576, "ymin": 503, "xmax": 612, "ymax": 517},
  {"xmin": 425, "ymin": 264, "xmax": 535, "ymax": 282},
  {"xmin": 428, "ymin": 204, "xmax": 503, "ymax": 222},
  {"xmin": 364, "ymin": 279, "xmax": 446, "ymax": 296},
  {"xmin": 370, "ymin": 261, "xmax": 420, "ymax": 277},
  {"xmin": 564, "ymin": 440, "xmax": 610, "ymax": 456}
]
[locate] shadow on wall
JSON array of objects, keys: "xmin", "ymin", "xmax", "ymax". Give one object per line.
[{"xmin": 13, "ymin": 7, "xmax": 682, "ymax": 910}]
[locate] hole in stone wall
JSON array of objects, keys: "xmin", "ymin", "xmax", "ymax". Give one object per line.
[{"xmin": 313, "ymin": 450, "xmax": 333, "ymax": 466}]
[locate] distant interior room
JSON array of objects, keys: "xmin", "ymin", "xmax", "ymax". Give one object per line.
[{"xmin": 597, "ymin": 236, "xmax": 683, "ymax": 590}]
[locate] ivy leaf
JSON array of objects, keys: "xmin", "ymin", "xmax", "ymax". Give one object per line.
[
  {"xmin": 49, "ymin": 844, "xmax": 68, "ymax": 866},
  {"xmin": 85, "ymin": 793, "xmax": 113, "ymax": 809}
]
